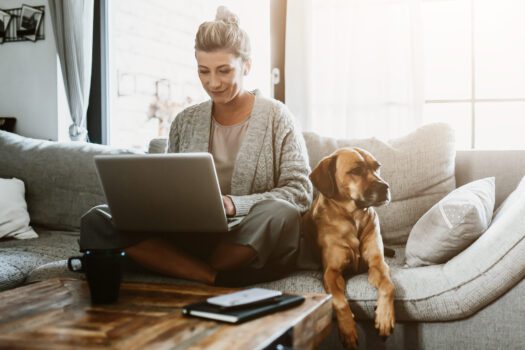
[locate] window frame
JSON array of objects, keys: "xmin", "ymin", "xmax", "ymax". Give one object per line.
[
  {"xmin": 87, "ymin": 0, "xmax": 109, "ymax": 145},
  {"xmin": 423, "ymin": 0, "xmax": 525, "ymax": 149},
  {"xmin": 271, "ymin": 0, "xmax": 287, "ymax": 103}
]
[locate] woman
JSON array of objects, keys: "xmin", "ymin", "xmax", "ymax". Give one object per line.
[{"xmin": 80, "ymin": 7, "xmax": 312, "ymax": 286}]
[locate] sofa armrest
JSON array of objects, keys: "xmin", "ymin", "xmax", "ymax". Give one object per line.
[
  {"xmin": 456, "ymin": 150, "xmax": 525, "ymax": 207},
  {"xmin": 443, "ymin": 177, "xmax": 525, "ymax": 315},
  {"xmin": 149, "ymin": 138, "xmax": 168, "ymax": 154}
]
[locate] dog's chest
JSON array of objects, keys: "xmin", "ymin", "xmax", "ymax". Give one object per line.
[
  {"xmin": 312, "ymin": 201, "xmax": 372, "ymax": 250},
  {"xmin": 314, "ymin": 213, "xmax": 359, "ymax": 250}
]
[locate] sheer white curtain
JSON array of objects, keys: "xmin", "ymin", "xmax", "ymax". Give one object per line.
[{"xmin": 286, "ymin": 0, "xmax": 424, "ymax": 140}]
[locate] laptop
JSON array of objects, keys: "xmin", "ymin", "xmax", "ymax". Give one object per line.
[{"xmin": 94, "ymin": 153, "xmax": 244, "ymax": 233}]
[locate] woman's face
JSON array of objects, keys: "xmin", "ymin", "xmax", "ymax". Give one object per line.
[{"xmin": 196, "ymin": 49, "xmax": 251, "ymax": 104}]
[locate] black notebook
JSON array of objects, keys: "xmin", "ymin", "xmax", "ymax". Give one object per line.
[{"xmin": 181, "ymin": 294, "xmax": 305, "ymax": 324}]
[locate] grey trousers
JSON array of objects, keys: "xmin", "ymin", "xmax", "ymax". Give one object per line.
[{"xmin": 79, "ymin": 199, "xmax": 304, "ymax": 270}]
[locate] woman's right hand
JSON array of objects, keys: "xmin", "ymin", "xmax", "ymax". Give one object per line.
[{"xmin": 222, "ymin": 195, "xmax": 236, "ymax": 217}]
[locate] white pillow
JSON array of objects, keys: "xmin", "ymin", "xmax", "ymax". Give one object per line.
[
  {"xmin": 0, "ymin": 178, "xmax": 38, "ymax": 239},
  {"xmin": 405, "ymin": 177, "xmax": 495, "ymax": 267}
]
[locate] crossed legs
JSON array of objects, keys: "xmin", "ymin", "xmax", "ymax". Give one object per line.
[
  {"xmin": 126, "ymin": 239, "xmax": 256, "ymax": 284},
  {"xmin": 80, "ymin": 199, "xmax": 301, "ymax": 285}
]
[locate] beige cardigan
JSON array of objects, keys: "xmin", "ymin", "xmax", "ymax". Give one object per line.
[{"xmin": 167, "ymin": 92, "xmax": 313, "ymax": 216}]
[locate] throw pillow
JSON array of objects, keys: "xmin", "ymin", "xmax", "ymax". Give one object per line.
[
  {"xmin": 303, "ymin": 122, "xmax": 456, "ymax": 244},
  {"xmin": 405, "ymin": 177, "xmax": 495, "ymax": 267},
  {"xmin": 0, "ymin": 178, "xmax": 38, "ymax": 239}
]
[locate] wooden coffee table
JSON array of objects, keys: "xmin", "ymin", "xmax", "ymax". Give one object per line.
[{"xmin": 0, "ymin": 278, "xmax": 332, "ymax": 349}]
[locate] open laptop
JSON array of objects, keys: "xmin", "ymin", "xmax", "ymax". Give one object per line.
[{"xmin": 94, "ymin": 153, "xmax": 244, "ymax": 233}]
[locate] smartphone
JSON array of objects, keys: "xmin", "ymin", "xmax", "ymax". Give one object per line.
[{"xmin": 207, "ymin": 288, "xmax": 283, "ymax": 308}]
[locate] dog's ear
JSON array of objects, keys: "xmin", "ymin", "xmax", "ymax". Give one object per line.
[{"xmin": 310, "ymin": 155, "xmax": 337, "ymax": 198}]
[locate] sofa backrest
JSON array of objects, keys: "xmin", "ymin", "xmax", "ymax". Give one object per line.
[
  {"xmin": 303, "ymin": 123, "xmax": 456, "ymax": 244},
  {"xmin": 148, "ymin": 139, "xmax": 525, "ymax": 202},
  {"xmin": 456, "ymin": 150, "xmax": 525, "ymax": 208},
  {"xmin": 6, "ymin": 125, "xmax": 519, "ymax": 238},
  {"xmin": 301, "ymin": 127, "xmax": 525, "ymax": 242},
  {"xmin": 0, "ymin": 131, "xmax": 138, "ymax": 231}
]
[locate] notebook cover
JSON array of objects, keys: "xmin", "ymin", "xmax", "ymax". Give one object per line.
[{"xmin": 181, "ymin": 294, "xmax": 305, "ymax": 324}]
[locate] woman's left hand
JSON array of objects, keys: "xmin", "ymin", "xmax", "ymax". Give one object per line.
[{"xmin": 222, "ymin": 195, "xmax": 236, "ymax": 217}]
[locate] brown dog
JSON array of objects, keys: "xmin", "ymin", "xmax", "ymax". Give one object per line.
[{"xmin": 303, "ymin": 147, "xmax": 395, "ymax": 349}]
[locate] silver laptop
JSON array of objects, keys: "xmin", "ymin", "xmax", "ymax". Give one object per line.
[{"xmin": 94, "ymin": 153, "xmax": 243, "ymax": 233}]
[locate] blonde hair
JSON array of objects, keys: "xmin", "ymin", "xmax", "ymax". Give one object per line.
[{"xmin": 195, "ymin": 6, "xmax": 251, "ymax": 61}]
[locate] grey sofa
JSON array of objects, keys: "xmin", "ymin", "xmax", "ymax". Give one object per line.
[{"xmin": 1, "ymin": 127, "xmax": 525, "ymax": 350}]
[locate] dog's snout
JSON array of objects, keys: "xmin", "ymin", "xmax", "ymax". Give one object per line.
[
  {"xmin": 379, "ymin": 182, "xmax": 389, "ymax": 195},
  {"xmin": 363, "ymin": 181, "xmax": 390, "ymax": 207},
  {"xmin": 371, "ymin": 181, "xmax": 389, "ymax": 193}
]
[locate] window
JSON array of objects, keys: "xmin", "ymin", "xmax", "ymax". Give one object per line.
[
  {"xmin": 422, "ymin": 0, "xmax": 525, "ymax": 149},
  {"xmin": 107, "ymin": 0, "xmax": 270, "ymax": 150}
]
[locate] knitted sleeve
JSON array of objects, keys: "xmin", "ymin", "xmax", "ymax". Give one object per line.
[
  {"xmin": 167, "ymin": 112, "xmax": 183, "ymax": 153},
  {"xmin": 229, "ymin": 104, "xmax": 313, "ymax": 215}
]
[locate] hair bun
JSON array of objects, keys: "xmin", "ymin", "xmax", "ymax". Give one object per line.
[{"xmin": 215, "ymin": 6, "xmax": 239, "ymax": 26}]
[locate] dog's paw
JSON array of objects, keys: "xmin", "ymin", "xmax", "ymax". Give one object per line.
[
  {"xmin": 374, "ymin": 302, "xmax": 395, "ymax": 337},
  {"xmin": 339, "ymin": 324, "xmax": 359, "ymax": 350}
]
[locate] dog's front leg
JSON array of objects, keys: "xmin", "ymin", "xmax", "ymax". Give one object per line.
[
  {"xmin": 323, "ymin": 262, "xmax": 358, "ymax": 349},
  {"xmin": 360, "ymin": 227, "xmax": 395, "ymax": 337}
]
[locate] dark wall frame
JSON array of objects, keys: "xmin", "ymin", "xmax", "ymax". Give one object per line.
[
  {"xmin": 270, "ymin": 0, "xmax": 287, "ymax": 103},
  {"xmin": 87, "ymin": 0, "xmax": 108, "ymax": 144}
]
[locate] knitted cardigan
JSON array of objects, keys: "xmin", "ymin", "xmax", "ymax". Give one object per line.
[{"xmin": 167, "ymin": 92, "xmax": 313, "ymax": 216}]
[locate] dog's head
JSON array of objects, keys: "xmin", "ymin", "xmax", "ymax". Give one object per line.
[{"xmin": 310, "ymin": 147, "xmax": 390, "ymax": 208}]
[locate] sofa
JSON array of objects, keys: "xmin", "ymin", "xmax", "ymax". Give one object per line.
[{"xmin": 1, "ymin": 125, "xmax": 525, "ymax": 350}]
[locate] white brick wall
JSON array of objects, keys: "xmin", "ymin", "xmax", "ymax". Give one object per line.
[
  {"xmin": 110, "ymin": 0, "xmax": 210, "ymax": 149},
  {"xmin": 109, "ymin": 0, "xmax": 270, "ymax": 150}
]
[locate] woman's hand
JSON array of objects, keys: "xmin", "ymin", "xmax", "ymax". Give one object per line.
[{"xmin": 222, "ymin": 195, "xmax": 236, "ymax": 217}]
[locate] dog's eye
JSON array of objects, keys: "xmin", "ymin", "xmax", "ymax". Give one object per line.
[{"xmin": 349, "ymin": 167, "xmax": 364, "ymax": 176}]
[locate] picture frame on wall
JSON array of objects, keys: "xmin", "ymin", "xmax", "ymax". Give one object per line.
[
  {"xmin": 0, "ymin": 9, "xmax": 12, "ymax": 44},
  {"xmin": 17, "ymin": 4, "xmax": 43, "ymax": 42}
]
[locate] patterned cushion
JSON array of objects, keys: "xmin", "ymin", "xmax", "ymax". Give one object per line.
[
  {"xmin": 0, "ymin": 259, "xmax": 26, "ymax": 291},
  {"xmin": 0, "ymin": 131, "xmax": 138, "ymax": 231},
  {"xmin": 303, "ymin": 123, "xmax": 456, "ymax": 244},
  {"xmin": 0, "ymin": 227, "xmax": 80, "ymax": 291}
]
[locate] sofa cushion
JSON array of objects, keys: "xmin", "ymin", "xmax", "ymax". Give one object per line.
[
  {"xmin": 25, "ymin": 243, "xmax": 467, "ymax": 322},
  {"xmin": 0, "ymin": 227, "xmax": 80, "ymax": 291},
  {"xmin": 303, "ymin": 123, "xmax": 456, "ymax": 244},
  {"xmin": 405, "ymin": 177, "xmax": 495, "ymax": 267},
  {"xmin": 264, "ymin": 213, "xmax": 525, "ymax": 322},
  {"xmin": 0, "ymin": 131, "xmax": 138, "ymax": 231},
  {"xmin": 28, "ymin": 210, "xmax": 525, "ymax": 323}
]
